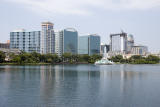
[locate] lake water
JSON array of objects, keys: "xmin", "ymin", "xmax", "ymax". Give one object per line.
[{"xmin": 0, "ymin": 64, "xmax": 160, "ymax": 107}]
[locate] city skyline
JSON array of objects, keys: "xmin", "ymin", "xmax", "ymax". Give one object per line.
[{"xmin": 1, "ymin": 0, "xmax": 160, "ymax": 52}]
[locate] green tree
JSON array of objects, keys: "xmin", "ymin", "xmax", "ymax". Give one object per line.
[
  {"xmin": 11, "ymin": 55, "xmax": 21, "ymax": 64},
  {"xmin": 110, "ymin": 55, "xmax": 123, "ymax": 63},
  {"xmin": 31, "ymin": 52, "xmax": 41, "ymax": 63},
  {"xmin": 40, "ymin": 54, "xmax": 46, "ymax": 62},
  {"xmin": 71, "ymin": 54, "xmax": 80, "ymax": 63},
  {"xmin": 146, "ymin": 55, "xmax": 160, "ymax": 64},
  {"xmin": 0, "ymin": 51, "xmax": 5, "ymax": 63},
  {"xmin": 62, "ymin": 53, "xmax": 72, "ymax": 63},
  {"xmin": 52, "ymin": 54, "xmax": 60, "ymax": 63},
  {"xmin": 89, "ymin": 54, "xmax": 102, "ymax": 63},
  {"xmin": 81, "ymin": 54, "xmax": 90, "ymax": 63}
]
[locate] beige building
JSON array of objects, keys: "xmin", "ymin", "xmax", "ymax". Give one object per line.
[
  {"xmin": 0, "ymin": 41, "xmax": 10, "ymax": 49},
  {"xmin": 131, "ymin": 45, "xmax": 148, "ymax": 55},
  {"xmin": 41, "ymin": 22, "xmax": 55, "ymax": 54}
]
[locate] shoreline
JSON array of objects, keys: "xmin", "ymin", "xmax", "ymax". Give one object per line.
[
  {"xmin": 0, "ymin": 62, "xmax": 90, "ymax": 65},
  {"xmin": 0, "ymin": 62, "xmax": 159, "ymax": 65}
]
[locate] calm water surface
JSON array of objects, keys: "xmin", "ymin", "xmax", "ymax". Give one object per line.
[{"xmin": 0, "ymin": 64, "xmax": 160, "ymax": 107}]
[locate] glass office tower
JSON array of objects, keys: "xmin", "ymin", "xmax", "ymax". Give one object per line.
[
  {"xmin": 55, "ymin": 28, "xmax": 78, "ymax": 56},
  {"xmin": 78, "ymin": 34, "xmax": 100, "ymax": 55},
  {"xmin": 78, "ymin": 36, "xmax": 89, "ymax": 54},
  {"xmin": 10, "ymin": 29, "xmax": 40, "ymax": 53}
]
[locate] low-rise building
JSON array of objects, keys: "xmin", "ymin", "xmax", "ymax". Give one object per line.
[
  {"xmin": 131, "ymin": 45, "xmax": 148, "ymax": 55},
  {"xmin": 0, "ymin": 41, "xmax": 10, "ymax": 49},
  {"xmin": 0, "ymin": 48, "xmax": 21, "ymax": 61}
]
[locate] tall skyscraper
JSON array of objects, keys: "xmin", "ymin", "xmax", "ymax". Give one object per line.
[
  {"xmin": 41, "ymin": 22, "xmax": 55, "ymax": 54},
  {"xmin": 78, "ymin": 34, "xmax": 100, "ymax": 55},
  {"xmin": 110, "ymin": 32, "xmax": 127, "ymax": 54},
  {"xmin": 10, "ymin": 29, "xmax": 41, "ymax": 53},
  {"xmin": 55, "ymin": 28, "xmax": 78, "ymax": 56},
  {"xmin": 55, "ymin": 30, "xmax": 63, "ymax": 56},
  {"xmin": 127, "ymin": 34, "xmax": 134, "ymax": 53}
]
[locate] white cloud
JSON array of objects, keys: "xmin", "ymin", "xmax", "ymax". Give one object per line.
[{"xmin": 3, "ymin": 0, "xmax": 160, "ymax": 15}]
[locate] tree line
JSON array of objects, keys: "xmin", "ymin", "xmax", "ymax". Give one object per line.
[
  {"xmin": 110, "ymin": 55, "xmax": 160, "ymax": 64},
  {"xmin": 0, "ymin": 51, "xmax": 159, "ymax": 64},
  {"xmin": 0, "ymin": 51, "xmax": 102, "ymax": 64}
]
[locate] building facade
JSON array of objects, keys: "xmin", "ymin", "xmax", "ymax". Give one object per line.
[
  {"xmin": 78, "ymin": 34, "xmax": 100, "ymax": 55},
  {"xmin": 0, "ymin": 42, "xmax": 10, "ymax": 49},
  {"xmin": 127, "ymin": 34, "xmax": 134, "ymax": 53},
  {"xmin": 55, "ymin": 28, "xmax": 78, "ymax": 56},
  {"xmin": 55, "ymin": 30, "xmax": 63, "ymax": 56},
  {"xmin": 131, "ymin": 45, "xmax": 148, "ymax": 55},
  {"xmin": 110, "ymin": 32, "xmax": 127, "ymax": 54},
  {"xmin": 10, "ymin": 29, "xmax": 41, "ymax": 53},
  {"xmin": 78, "ymin": 36, "xmax": 89, "ymax": 55},
  {"xmin": 41, "ymin": 22, "xmax": 55, "ymax": 54}
]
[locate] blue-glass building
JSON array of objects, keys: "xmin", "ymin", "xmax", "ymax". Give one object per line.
[
  {"xmin": 78, "ymin": 36, "xmax": 89, "ymax": 54},
  {"xmin": 78, "ymin": 34, "xmax": 100, "ymax": 55},
  {"xmin": 55, "ymin": 28, "xmax": 78, "ymax": 55},
  {"xmin": 63, "ymin": 28, "xmax": 78, "ymax": 54},
  {"xmin": 10, "ymin": 29, "xmax": 41, "ymax": 53}
]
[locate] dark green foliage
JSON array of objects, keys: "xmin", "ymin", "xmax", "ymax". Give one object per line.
[
  {"xmin": 146, "ymin": 55, "xmax": 160, "ymax": 64},
  {"xmin": 110, "ymin": 55, "xmax": 123, "ymax": 63},
  {"xmin": 110, "ymin": 55, "xmax": 160, "ymax": 64},
  {"xmin": 89, "ymin": 54, "xmax": 102, "ymax": 63},
  {"xmin": 81, "ymin": 54, "xmax": 90, "ymax": 63},
  {"xmin": 62, "ymin": 53, "xmax": 72, "ymax": 63},
  {"xmin": 0, "ymin": 51, "xmax": 5, "ymax": 63},
  {"xmin": 8, "ymin": 52, "xmax": 102, "ymax": 64}
]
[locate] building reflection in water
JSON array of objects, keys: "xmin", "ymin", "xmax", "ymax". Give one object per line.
[
  {"xmin": 0, "ymin": 64, "xmax": 150, "ymax": 106},
  {"xmin": 40, "ymin": 65, "xmax": 55, "ymax": 104}
]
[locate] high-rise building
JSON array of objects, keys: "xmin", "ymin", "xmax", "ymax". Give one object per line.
[
  {"xmin": 55, "ymin": 30, "xmax": 63, "ymax": 56},
  {"xmin": 55, "ymin": 28, "xmax": 78, "ymax": 55},
  {"xmin": 127, "ymin": 34, "xmax": 134, "ymax": 53},
  {"xmin": 10, "ymin": 29, "xmax": 40, "ymax": 53},
  {"xmin": 41, "ymin": 22, "xmax": 55, "ymax": 54},
  {"xmin": 110, "ymin": 32, "xmax": 127, "ymax": 54},
  {"xmin": 131, "ymin": 45, "xmax": 148, "ymax": 55},
  {"xmin": 78, "ymin": 34, "xmax": 100, "ymax": 55},
  {"xmin": 78, "ymin": 36, "xmax": 89, "ymax": 55}
]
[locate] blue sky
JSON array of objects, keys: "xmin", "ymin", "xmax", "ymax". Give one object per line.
[{"xmin": 1, "ymin": 0, "xmax": 160, "ymax": 52}]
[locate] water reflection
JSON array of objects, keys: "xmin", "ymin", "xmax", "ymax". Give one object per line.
[{"xmin": 0, "ymin": 64, "xmax": 160, "ymax": 107}]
